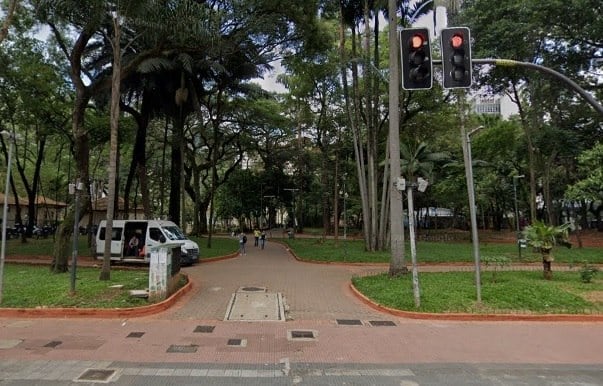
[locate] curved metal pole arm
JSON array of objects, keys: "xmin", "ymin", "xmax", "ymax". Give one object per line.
[{"xmin": 471, "ymin": 58, "xmax": 603, "ymax": 117}]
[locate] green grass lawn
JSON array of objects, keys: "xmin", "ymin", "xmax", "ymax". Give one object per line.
[
  {"xmin": 189, "ymin": 235, "xmax": 240, "ymax": 259},
  {"xmin": 283, "ymin": 238, "xmax": 603, "ymax": 265},
  {"xmin": 352, "ymin": 271, "xmax": 603, "ymax": 314},
  {"xmin": 2, "ymin": 233, "xmax": 601, "ymax": 313},
  {"xmin": 1, "ymin": 265, "xmax": 151, "ymax": 308}
]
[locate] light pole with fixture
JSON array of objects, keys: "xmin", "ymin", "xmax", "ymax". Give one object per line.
[
  {"xmin": 0, "ymin": 131, "xmax": 17, "ymax": 303},
  {"xmin": 339, "ymin": 184, "xmax": 348, "ymax": 261},
  {"xmin": 513, "ymin": 175, "xmax": 525, "ymax": 259},
  {"xmin": 463, "ymin": 125, "xmax": 484, "ymax": 304},
  {"xmin": 283, "ymin": 188, "xmax": 299, "ymax": 232},
  {"xmin": 262, "ymin": 195, "xmax": 275, "ymax": 229}
]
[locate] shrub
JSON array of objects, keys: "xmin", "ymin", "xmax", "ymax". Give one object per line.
[
  {"xmin": 482, "ymin": 255, "xmax": 511, "ymax": 283},
  {"xmin": 579, "ymin": 261, "xmax": 599, "ymax": 283}
]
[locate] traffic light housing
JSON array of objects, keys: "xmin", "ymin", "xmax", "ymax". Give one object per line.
[
  {"xmin": 400, "ymin": 28, "xmax": 432, "ymax": 90},
  {"xmin": 441, "ymin": 27, "xmax": 472, "ymax": 88}
]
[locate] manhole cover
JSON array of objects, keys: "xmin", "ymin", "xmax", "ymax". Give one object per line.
[
  {"xmin": 75, "ymin": 369, "xmax": 116, "ymax": 383},
  {"xmin": 225, "ymin": 292, "xmax": 285, "ymax": 321},
  {"xmin": 238, "ymin": 286, "xmax": 267, "ymax": 292},
  {"xmin": 336, "ymin": 319, "xmax": 363, "ymax": 326},
  {"xmin": 369, "ymin": 320, "xmax": 396, "ymax": 327},
  {"xmin": 44, "ymin": 341, "xmax": 62, "ymax": 348},
  {"xmin": 194, "ymin": 325, "xmax": 215, "ymax": 333},
  {"xmin": 288, "ymin": 330, "xmax": 317, "ymax": 341},
  {"xmin": 166, "ymin": 344, "xmax": 198, "ymax": 353},
  {"xmin": 127, "ymin": 332, "xmax": 145, "ymax": 338}
]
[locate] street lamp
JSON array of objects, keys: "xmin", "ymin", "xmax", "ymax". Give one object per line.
[
  {"xmin": 262, "ymin": 195, "xmax": 275, "ymax": 229},
  {"xmin": 463, "ymin": 125, "xmax": 484, "ymax": 304},
  {"xmin": 0, "ymin": 131, "xmax": 17, "ymax": 303},
  {"xmin": 513, "ymin": 175, "xmax": 525, "ymax": 259},
  {"xmin": 283, "ymin": 188, "xmax": 299, "ymax": 231},
  {"xmin": 69, "ymin": 180, "xmax": 85, "ymax": 294}
]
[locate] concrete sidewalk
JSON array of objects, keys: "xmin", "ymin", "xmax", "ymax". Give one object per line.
[{"xmin": 0, "ymin": 240, "xmax": 602, "ymax": 384}]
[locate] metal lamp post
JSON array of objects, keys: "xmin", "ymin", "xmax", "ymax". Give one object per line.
[
  {"xmin": 463, "ymin": 125, "xmax": 484, "ymax": 304},
  {"xmin": 284, "ymin": 188, "xmax": 299, "ymax": 232},
  {"xmin": 0, "ymin": 131, "xmax": 16, "ymax": 303},
  {"xmin": 339, "ymin": 187, "xmax": 348, "ymax": 261},
  {"xmin": 263, "ymin": 195, "xmax": 275, "ymax": 229},
  {"xmin": 513, "ymin": 175, "xmax": 525, "ymax": 259}
]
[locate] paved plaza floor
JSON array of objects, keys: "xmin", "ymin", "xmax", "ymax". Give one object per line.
[{"xmin": 0, "ymin": 239, "xmax": 602, "ymax": 385}]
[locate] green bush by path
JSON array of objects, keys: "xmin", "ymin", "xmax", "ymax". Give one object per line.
[
  {"xmin": 284, "ymin": 238, "xmax": 603, "ymax": 264},
  {"xmin": 352, "ymin": 271, "xmax": 603, "ymax": 314}
]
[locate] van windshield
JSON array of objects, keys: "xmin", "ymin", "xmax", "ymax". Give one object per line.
[{"xmin": 163, "ymin": 226, "xmax": 187, "ymax": 241}]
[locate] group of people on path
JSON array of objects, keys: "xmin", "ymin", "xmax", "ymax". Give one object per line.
[{"xmin": 237, "ymin": 228, "xmax": 267, "ymax": 255}]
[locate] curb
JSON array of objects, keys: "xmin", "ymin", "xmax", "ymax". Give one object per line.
[
  {"xmin": 0, "ymin": 274, "xmax": 193, "ymax": 319},
  {"xmin": 349, "ymin": 283, "xmax": 603, "ymax": 322}
]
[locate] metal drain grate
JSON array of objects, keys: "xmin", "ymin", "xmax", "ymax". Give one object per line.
[
  {"xmin": 288, "ymin": 330, "xmax": 317, "ymax": 341},
  {"xmin": 194, "ymin": 325, "xmax": 215, "ymax": 333},
  {"xmin": 226, "ymin": 338, "xmax": 247, "ymax": 347},
  {"xmin": 336, "ymin": 319, "xmax": 363, "ymax": 326},
  {"xmin": 369, "ymin": 320, "xmax": 396, "ymax": 327},
  {"xmin": 44, "ymin": 341, "xmax": 62, "ymax": 348},
  {"xmin": 75, "ymin": 369, "xmax": 116, "ymax": 383},
  {"xmin": 127, "ymin": 332, "xmax": 145, "ymax": 338},
  {"xmin": 166, "ymin": 344, "xmax": 198, "ymax": 353}
]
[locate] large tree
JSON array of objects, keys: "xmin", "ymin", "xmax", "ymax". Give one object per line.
[
  {"xmin": 0, "ymin": 32, "xmax": 69, "ymax": 238},
  {"xmin": 458, "ymin": 0, "xmax": 603, "ymax": 225}
]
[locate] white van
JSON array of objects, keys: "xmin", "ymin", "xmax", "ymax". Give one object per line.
[{"xmin": 95, "ymin": 220, "xmax": 200, "ymax": 265}]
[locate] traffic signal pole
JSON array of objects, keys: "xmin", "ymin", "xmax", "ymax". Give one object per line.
[{"xmin": 432, "ymin": 58, "xmax": 603, "ymax": 117}]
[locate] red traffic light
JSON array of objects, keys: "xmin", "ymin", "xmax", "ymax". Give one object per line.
[
  {"xmin": 410, "ymin": 34, "xmax": 425, "ymax": 49},
  {"xmin": 450, "ymin": 34, "xmax": 464, "ymax": 49},
  {"xmin": 441, "ymin": 27, "xmax": 472, "ymax": 88},
  {"xmin": 400, "ymin": 28, "xmax": 432, "ymax": 90}
]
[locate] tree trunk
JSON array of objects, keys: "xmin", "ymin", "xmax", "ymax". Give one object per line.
[
  {"xmin": 387, "ymin": 0, "xmax": 406, "ymax": 275},
  {"xmin": 121, "ymin": 100, "xmax": 151, "ymax": 219},
  {"xmin": 101, "ymin": 15, "xmax": 123, "ymax": 281},
  {"xmin": 512, "ymin": 83, "xmax": 537, "ymax": 222},
  {"xmin": 52, "ymin": 92, "xmax": 90, "ymax": 273},
  {"xmin": 542, "ymin": 248, "xmax": 553, "ymax": 280},
  {"xmin": 0, "ymin": 0, "xmax": 19, "ymax": 44},
  {"xmin": 169, "ymin": 115, "xmax": 183, "ymax": 225}
]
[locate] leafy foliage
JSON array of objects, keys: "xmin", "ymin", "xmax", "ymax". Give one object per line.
[{"xmin": 522, "ymin": 220, "xmax": 571, "ymax": 251}]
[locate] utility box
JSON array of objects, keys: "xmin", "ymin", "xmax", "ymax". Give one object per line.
[{"xmin": 148, "ymin": 242, "xmax": 183, "ymax": 302}]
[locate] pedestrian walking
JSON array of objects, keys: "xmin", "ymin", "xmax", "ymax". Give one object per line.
[
  {"xmin": 253, "ymin": 228, "xmax": 260, "ymax": 247},
  {"xmin": 239, "ymin": 231, "xmax": 247, "ymax": 255},
  {"xmin": 260, "ymin": 230, "xmax": 266, "ymax": 250}
]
